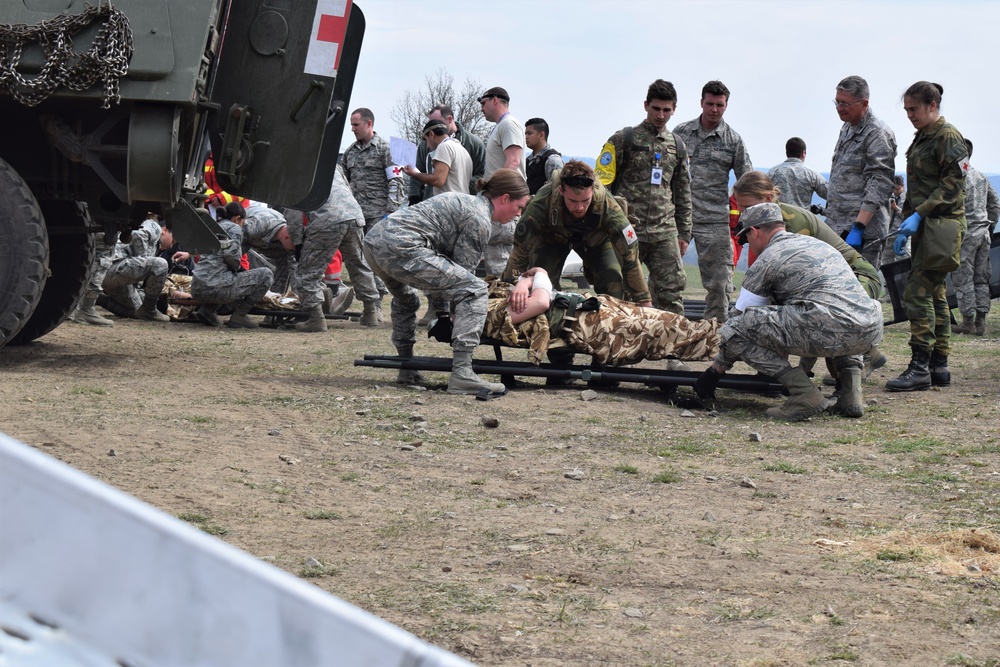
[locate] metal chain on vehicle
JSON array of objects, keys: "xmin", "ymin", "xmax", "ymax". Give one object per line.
[{"xmin": 0, "ymin": 2, "xmax": 133, "ymax": 109}]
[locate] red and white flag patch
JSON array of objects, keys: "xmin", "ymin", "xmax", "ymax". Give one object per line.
[{"xmin": 622, "ymin": 224, "xmax": 637, "ymax": 245}]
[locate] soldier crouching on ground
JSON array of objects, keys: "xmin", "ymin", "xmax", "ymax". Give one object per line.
[
  {"xmin": 363, "ymin": 169, "xmax": 530, "ymax": 396},
  {"xmin": 503, "ymin": 160, "xmax": 651, "ymax": 305},
  {"xmin": 190, "ymin": 202, "xmax": 274, "ymax": 329},
  {"xmin": 693, "ymin": 203, "xmax": 883, "ymax": 421},
  {"xmin": 98, "ymin": 213, "xmax": 170, "ymax": 322}
]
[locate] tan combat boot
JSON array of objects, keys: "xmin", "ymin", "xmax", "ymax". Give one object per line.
[
  {"xmin": 70, "ymin": 291, "xmax": 113, "ymax": 326},
  {"xmin": 194, "ymin": 304, "xmax": 221, "ymax": 327},
  {"xmin": 834, "ymin": 366, "xmax": 864, "ymax": 418},
  {"xmin": 447, "ymin": 350, "xmax": 506, "ymax": 396},
  {"xmin": 136, "ymin": 294, "xmax": 170, "ymax": 322},
  {"xmin": 954, "ymin": 313, "xmax": 975, "ymax": 335},
  {"xmin": 227, "ymin": 300, "xmax": 258, "ymax": 329},
  {"xmin": 395, "ymin": 345, "xmax": 426, "ymax": 385},
  {"xmin": 329, "ymin": 287, "xmax": 354, "ymax": 314},
  {"xmin": 974, "ymin": 312, "xmax": 987, "ymax": 336},
  {"xmin": 295, "ymin": 305, "xmax": 328, "ymax": 332},
  {"xmin": 359, "ymin": 301, "xmax": 380, "ymax": 327},
  {"xmin": 765, "ymin": 366, "xmax": 831, "ymax": 421}
]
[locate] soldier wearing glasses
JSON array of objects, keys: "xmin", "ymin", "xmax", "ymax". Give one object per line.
[
  {"xmin": 827, "ymin": 75, "xmax": 898, "ymax": 270},
  {"xmin": 504, "ymin": 160, "xmax": 651, "ymax": 306}
]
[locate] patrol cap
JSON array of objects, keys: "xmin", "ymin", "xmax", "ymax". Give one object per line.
[
  {"xmin": 422, "ymin": 119, "xmax": 448, "ymax": 134},
  {"xmin": 735, "ymin": 202, "xmax": 783, "ymax": 243},
  {"xmin": 479, "ymin": 86, "xmax": 510, "ymax": 103}
]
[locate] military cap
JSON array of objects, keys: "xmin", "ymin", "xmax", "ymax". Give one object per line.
[
  {"xmin": 735, "ymin": 202, "xmax": 783, "ymax": 243},
  {"xmin": 479, "ymin": 86, "xmax": 510, "ymax": 103},
  {"xmin": 422, "ymin": 118, "xmax": 449, "ymax": 134}
]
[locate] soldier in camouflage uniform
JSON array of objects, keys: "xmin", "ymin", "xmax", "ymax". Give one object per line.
[
  {"xmin": 190, "ymin": 202, "xmax": 274, "ymax": 329},
  {"xmin": 887, "ymin": 82, "xmax": 968, "ymax": 392},
  {"xmin": 363, "ymin": 169, "xmax": 530, "ymax": 396},
  {"xmin": 766, "ymin": 137, "xmax": 828, "ymax": 209},
  {"xmin": 693, "ymin": 203, "xmax": 883, "ymax": 421},
  {"xmin": 673, "ymin": 80, "xmax": 753, "ymax": 322},
  {"xmin": 483, "ymin": 271, "xmax": 719, "ymax": 366},
  {"xmin": 733, "ymin": 170, "xmax": 887, "ymax": 380},
  {"xmin": 99, "ymin": 214, "xmax": 170, "ymax": 322},
  {"xmin": 953, "ymin": 139, "xmax": 998, "ymax": 336},
  {"xmin": 288, "ymin": 164, "xmax": 381, "ymax": 332},
  {"xmin": 240, "ymin": 203, "xmax": 295, "ymax": 293},
  {"xmin": 504, "ymin": 161, "xmax": 651, "ymax": 305},
  {"xmin": 881, "ymin": 175, "xmax": 908, "ymax": 265},
  {"xmin": 595, "ymin": 79, "xmax": 692, "ymax": 315},
  {"xmin": 343, "ymin": 107, "xmax": 405, "ymax": 315},
  {"xmin": 827, "ymin": 76, "xmax": 898, "ymax": 270},
  {"xmin": 69, "ymin": 235, "xmax": 116, "ymax": 326}
]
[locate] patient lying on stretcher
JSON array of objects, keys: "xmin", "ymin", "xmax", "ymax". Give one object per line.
[{"xmin": 478, "ymin": 268, "xmax": 721, "ymax": 366}]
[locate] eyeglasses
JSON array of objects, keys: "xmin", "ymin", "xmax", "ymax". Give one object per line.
[
  {"xmin": 833, "ymin": 99, "xmax": 863, "ymax": 109},
  {"xmin": 562, "ymin": 175, "xmax": 595, "ymax": 188}
]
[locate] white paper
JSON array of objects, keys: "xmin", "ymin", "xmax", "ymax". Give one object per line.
[{"xmin": 390, "ymin": 136, "xmax": 418, "ymax": 168}]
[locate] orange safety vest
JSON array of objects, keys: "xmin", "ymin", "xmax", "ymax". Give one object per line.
[{"xmin": 204, "ymin": 155, "xmax": 251, "ymax": 209}]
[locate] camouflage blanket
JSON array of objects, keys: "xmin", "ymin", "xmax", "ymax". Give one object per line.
[{"xmin": 484, "ymin": 281, "xmax": 720, "ymax": 366}]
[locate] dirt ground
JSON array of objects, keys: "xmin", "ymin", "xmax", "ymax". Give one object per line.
[{"xmin": 3, "ymin": 303, "xmax": 1000, "ymax": 667}]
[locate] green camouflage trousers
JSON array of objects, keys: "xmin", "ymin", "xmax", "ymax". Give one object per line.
[{"xmin": 638, "ymin": 229, "xmax": 685, "ymax": 314}]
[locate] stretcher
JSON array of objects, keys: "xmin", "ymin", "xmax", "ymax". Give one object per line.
[
  {"xmin": 167, "ymin": 295, "xmax": 353, "ymax": 326},
  {"xmin": 354, "ymin": 349, "xmax": 784, "ymax": 396},
  {"xmin": 881, "ymin": 231, "xmax": 1000, "ymax": 324},
  {"xmin": 354, "ymin": 296, "xmax": 782, "ymax": 395}
]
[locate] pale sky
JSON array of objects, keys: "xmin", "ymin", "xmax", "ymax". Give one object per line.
[{"xmin": 342, "ymin": 0, "xmax": 1000, "ymax": 175}]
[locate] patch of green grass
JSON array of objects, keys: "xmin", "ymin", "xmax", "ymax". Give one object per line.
[
  {"xmin": 881, "ymin": 437, "xmax": 948, "ymax": 454},
  {"xmin": 752, "ymin": 491, "xmax": 780, "ymax": 499},
  {"xmin": 71, "ymin": 385, "xmax": 106, "ymax": 395},
  {"xmin": 696, "ymin": 528, "xmax": 731, "ymax": 547},
  {"xmin": 712, "ymin": 600, "xmax": 772, "ymax": 623},
  {"xmin": 653, "ymin": 439, "xmax": 719, "ymax": 457},
  {"xmin": 945, "ymin": 654, "xmax": 1000, "ymax": 667},
  {"xmin": 651, "ymin": 470, "xmax": 681, "ymax": 484},
  {"xmin": 303, "ymin": 510, "xmax": 342, "ymax": 520},
  {"xmin": 895, "ymin": 470, "xmax": 963, "ymax": 485},
  {"xmin": 876, "ymin": 547, "xmax": 928, "ymax": 562},
  {"xmin": 763, "ymin": 461, "xmax": 808, "ymax": 475},
  {"xmin": 177, "ymin": 512, "xmax": 229, "ymax": 536},
  {"xmin": 186, "ymin": 415, "xmax": 215, "ymax": 424},
  {"xmin": 299, "ymin": 564, "xmax": 340, "ymax": 578},
  {"xmin": 340, "ymin": 471, "xmax": 361, "ymax": 482},
  {"xmin": 614, "ymin": 464, "xmax": 639, "ymax": 475},
  {"xmin": 824, "ymin": 646, "xmax": 860, "ymax": 661}
]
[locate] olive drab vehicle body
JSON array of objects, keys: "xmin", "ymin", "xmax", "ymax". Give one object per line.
[{"xmin": 0, "ymin": 0, "xmax": 365, "ymax": 346}]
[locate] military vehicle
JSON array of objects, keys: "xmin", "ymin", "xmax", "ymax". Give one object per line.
[{"xmin": 0, "ymin": 0, "xmax": 364, "ymax": 347}]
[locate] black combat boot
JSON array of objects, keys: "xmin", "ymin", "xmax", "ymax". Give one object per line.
[
  {"xmin": 929, "ymin": 350, "xmax": 951, "ymax": 387},
  {"xmin": 885, "ymin": 348, "xmax": 931, "ymax": 392}
]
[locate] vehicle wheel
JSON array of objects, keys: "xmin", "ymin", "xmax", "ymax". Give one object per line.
[
  {"xmin": 9, "ymin": 201, "xmax": 96, "ymax": 345},
  {"xmin": 0, "ymin": 158, "xmax": 49, "ymax": 348}
]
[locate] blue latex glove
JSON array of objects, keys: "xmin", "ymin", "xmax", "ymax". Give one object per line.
[
  {"xmin": 845, "ymin": 222, "xmax": 865, "ymax": 250},
  {"xmin": 894, "ymin": 212, "xmax": 923, "ymax": 255}
]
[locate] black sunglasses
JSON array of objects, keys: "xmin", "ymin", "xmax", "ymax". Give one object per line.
[{"xmin": 562, "ymin": 175, "xmax": 595, "ymax": 188}]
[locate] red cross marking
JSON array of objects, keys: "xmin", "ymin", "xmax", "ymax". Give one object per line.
[{"xmin": 316, "ymin": 13, "xmax": 348, "ymax": 44}]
